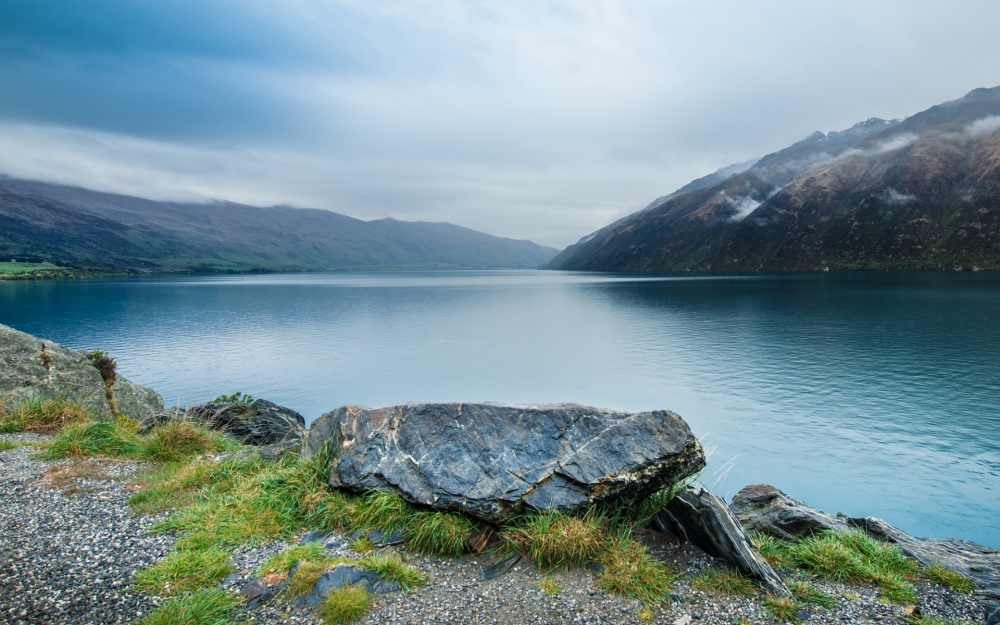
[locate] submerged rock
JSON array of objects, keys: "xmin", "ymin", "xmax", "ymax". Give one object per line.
[
  {"xmin": 653, "ymin": 485, "xmax": 789, "ymax": 596},
  {"xmin": 729, "ymin": 483, "xmax": 848, "ymax": 541},
  {"xmin": 303, "ymin": 402, "xmax": 705, "ymax": 524},
  {"xmin": 0, "ymin": 323, "xmax": 163, "ymax": 420},
  {"xmin": 140, "ymin": 399, "xmax": 306, "ymax": 446}
]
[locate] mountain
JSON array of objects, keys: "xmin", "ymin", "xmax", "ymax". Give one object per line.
[
  {"xmin": 548, "ymin": 86, "xmax": 1000, "ymax": 271},
  {"xmin": 0, "ymin": 179, "xmax": 558, "ymax": 272}
]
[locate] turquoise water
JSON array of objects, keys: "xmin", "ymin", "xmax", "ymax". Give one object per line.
[{"xmin": 2, "ymin": 270, "xmax": 998, "ymax": 547}]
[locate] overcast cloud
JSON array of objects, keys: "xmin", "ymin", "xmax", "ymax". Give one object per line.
[{"xmin": 1, "ymin": 0, "xmax": 999, "ymax": 247}]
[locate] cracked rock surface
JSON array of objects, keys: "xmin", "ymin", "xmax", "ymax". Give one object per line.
[{"xmin": 303, "ymin": 402, "xmax": 706, "ymax": 524}]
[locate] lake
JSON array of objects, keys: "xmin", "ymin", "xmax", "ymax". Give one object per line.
[{"xmin": 2, "ymin": 270, "xmax": 998, "ymax": 547}]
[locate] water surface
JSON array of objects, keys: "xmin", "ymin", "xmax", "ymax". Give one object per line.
[{"xmin": 2, "ymin": 270, "xmax": 998, "ymax": 546}]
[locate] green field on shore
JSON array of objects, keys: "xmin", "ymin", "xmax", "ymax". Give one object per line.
[{"xmin": 0, "ymin": 261, "xmax": 62, "ymax": 273}]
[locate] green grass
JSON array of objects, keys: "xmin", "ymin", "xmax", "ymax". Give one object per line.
[
  {"xmin": 538, "ymin": 577, "xmax": 563, "ymax": 595},
  {"xmin": 763, "ymin": 594, "xmax": 803, "ymax": 623},
  {"xmin": 358, "ymin": 552, "xmax": 427, "ymax": 592},
  {"xmin": 408, "ymin": 510, "xmax": 475, "ymax": 557},
  {"xmin": 36, "ymin": 417, "xmax": 234, "ymax": 463},
  {"xmin": 133, "ymin": 548, "xmax": 234, "ymax": 594},
  {"xmin": 692, "ymin": 566, "xmax": 757, "ymax": 596},
  {"xmin": 321, "ymin": 585, "xmax": 373, "ymax": 624},
  {"xmin": 0, "ymin": 397, "xmax": 96, "ymax": 433},
  {"xmin": 136, "ymin": 419, "xmax": 235, "ymax": 462},
  {"xmin": 502, "ymin": 509, "xmax": 605, "ymax": 570},
  {"xmin": 597, "ymin": 535, "xmax": 680, "ymax": 607},
  {"xmin": 754, "ymin": 529, "xmax": 919, "ymax": 603},
  {"xmin": 257, "ymin": 543, "xmax": 331, "ymax": 577},
  {"xmin": 287, "ymin": 560, "xmax": 337, "ymax": 597},
  {"xmin": 133, "ymin": 588, "xmax": 240, "ymax": 625},
  {"xmin": 0, "ymin": 261, "xmax": 62, "ymax": 274},
  {"xmin": 922, "ymin": 563, "xmax": 976, "ymax": 593},
  {"xmin": 907, "ymin": 616, "xmax": 978, "ymax": 625},
  {"xmin": 36, "ymin": 420, "xmax": 141, "ymax": 459},
  {"xmin": 0, "ymin": 440, "xmax": 18, "ymax": 451},
  {"xmin": 789, "ymin": 581, "xmax": 838, "ymax": 609}
]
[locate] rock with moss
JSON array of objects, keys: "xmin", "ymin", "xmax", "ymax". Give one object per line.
[
  {"xmin": 653, "ymin": 485, "xmax": 789, "ymax": 596},
  {"xmin": 0, "ymin": 323, "xmax": 162, "ymax": 420},
  {"xmin": 140, "ymin": 399, "xmax": 306, "ymax": 447},
  {"xmin": 729, "ymin": 483, "xmax": 849, "ymax": 541},
  {"xmin": 303, "ymin": 402, "xmax": 706, "ymax": 524}
]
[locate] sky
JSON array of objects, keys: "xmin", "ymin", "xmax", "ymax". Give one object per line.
[{"xmin": 1, "ymin": 1, "xmax": 999, "ymax": 248}]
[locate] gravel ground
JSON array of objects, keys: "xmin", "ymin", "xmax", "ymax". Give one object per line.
[
  {"xmin": 0, "ymin": 433, "xmax": 174, "ymax": 625},
  {"xmin": 1, "ymin": 433, "xmax": 988, "ymax": 625}
]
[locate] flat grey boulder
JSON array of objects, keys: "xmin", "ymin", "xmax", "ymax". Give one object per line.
[
  {"xmin": 729, "ymin": 484, "xmax": 848, "ymax": 541},
  {"xmin": 848, "ymin": 516, "xmax": 1000, "ymax": 602},
  {"xmin": 653, "ymin": 485, "xmax": 789, "ymax": 596},
  {"xmin": 0, "ymin": 323, "xmax": 162, "ymax": 421},
  {"xmin": 140, "ymin": 399, "xmax": 306, "ymax": 446},
  {"xmin": 303, "ymin": 402, "xmax": 706, "ymax": 524}
]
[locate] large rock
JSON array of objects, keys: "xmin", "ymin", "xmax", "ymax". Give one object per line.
[
  {"xmin": 729, "ymin": 484, "xmax": 849, "ymax": 541},
  {"xmin": 652, "ymin": 485, "xmax": 789, "ymax": 596},
  {"xmin": 303, "ymin": 402, "xmax": 706, "ymax": 524},
  {"xmin": 140, "ymin": 399, "xmax": 306, "ymax": 447},
  {"xmin": 848, "ymin": 517, "xmax": 1000, "ymax": 602},
  {"xmin": 0, "ymin": 323, "xmax": 162, "ymax": 420}
]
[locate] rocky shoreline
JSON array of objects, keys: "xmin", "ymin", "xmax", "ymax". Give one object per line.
[
  {"xmin": 0, "ymin": 431, "xmax": 991, "ymax": 625},
  {"xmin": 2, "ymin": 322, "xmax": 999, "ymax": 625}
]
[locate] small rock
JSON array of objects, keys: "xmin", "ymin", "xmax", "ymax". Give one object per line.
[
  {"xmin": 672, "ymin": 615, "xmax": 693, "ymax": 625},
  {"xmin": 482, "ymin": 553, "xmax": 521, "ymax": 580}
]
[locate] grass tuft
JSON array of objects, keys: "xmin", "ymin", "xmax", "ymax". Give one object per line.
[
  {"xmin": 257, "ymin": 543, "xmax": 330, "ymax": 577},
  {"xmin": 133, "ymin": 548, "xmax": 234, "ymax": 595},
  {"xmin": 0, "ymin": 397, "xmax": 96, "ymax": 433},
  {"xmin": 763, "ymin": 529, "xmax": 920, "ymax": 603},
  {"xmin": 286, "ymin": 560, "xmax": 337, "ymax": 598},
  {"xmin": 407, "ymin": 511, "xmax": 475, "ymax": 557},
  {"xmin": 137, "ymin": 419, "xmax": 234, "ymax": 463},
  {"xmin": 358, "ymin": 552, "xmax": 427, "ymax": 592},
  {"xmin": 763, "ymin": 594, "xmax": 802, "ymax": 623},
  {"xmin": 36, "ymin": 420, "xmax": 141, "ymax": 459},
  {"xmin": 321, "ymin": 585, "xmax": 373, "ymax": 624},
  {"xmin": 351, "ymin": 491, "xmax": 415, "ymax": 533},
  {"xmin": 134, "ymin": 588, "xmax": 240, "ymax": 625},
  {"xmin": 922, "ymin": 563, "xmax": 976, "ymax": 593},
  {"xmin": 538, "ymin": 577, "xmax": 563, "ymax": 595},
  {"xmin": 0, "ymin": 440, "xmax": 18, "ymax": 451},
  {"xmin": 692, "ymin": 566, "xmax": 757, "ymax": 596},
  {"xmin": 750, "ymin": 530, "xmax": 794, "ymax": 569},
  {"xmin": 789, "ymin": 581, "xmax": 837, "ymax": 609},
  {"xmin": 597, "ymin": 535, "xmax": 679, "ymax": 606},
  {"xmin": 503, "ymin": 509, "xmax": 605, "ymax": 570}
]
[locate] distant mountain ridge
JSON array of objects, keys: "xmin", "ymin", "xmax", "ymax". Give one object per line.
[
  {"xmin": 548, "ymin": 86, "xmax": 1000, "ymax": 271},
  {"xmin": 0, "ymin": 179, "xmax": 558, "ymax": 272}
]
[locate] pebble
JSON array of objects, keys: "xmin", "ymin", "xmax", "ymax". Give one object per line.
[{"xmin": 1, "ymin": 432, "xmax": 990, "ymax": 624}]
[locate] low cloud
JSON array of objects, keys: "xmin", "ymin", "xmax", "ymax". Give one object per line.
[
  {"xmin": 872, "ymin": 133, "xmax": 919, "ymax": 153},
  {"xmin": 966, "ymin": 115, "xmax": 1000, "ymax": 138},
  {"xmin": 882, "ymin": 188, "xmax": 916, "ymax": 204},
  {"xmin": 721, "ymin": 191, "xmax": 762, "ymax": 221}
]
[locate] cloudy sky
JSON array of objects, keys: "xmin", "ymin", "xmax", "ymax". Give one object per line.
[{"xmin": 2, "ymin": 1, "xmax": 999, "ymax": 248}]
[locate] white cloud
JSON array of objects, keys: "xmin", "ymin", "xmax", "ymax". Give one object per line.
[
  {"xmin": 2, "ymin": 1, "xmax": 1000, "ymax": 247},
  {"xmin": 882, "ymin": 188, "xmax": 916, "ymax": 204},
  {"xmin": 966, "ymin": 115, "xmax": 1000, "ymax": 138},
  {"xmin": 721, "ymin": 192, "xmax": 762, "ymax": 221}
]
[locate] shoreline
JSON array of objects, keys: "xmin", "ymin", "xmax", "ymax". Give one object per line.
[{"xmin": 1, "ymin": 430, "xmax": 989, "ymax": 625}]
